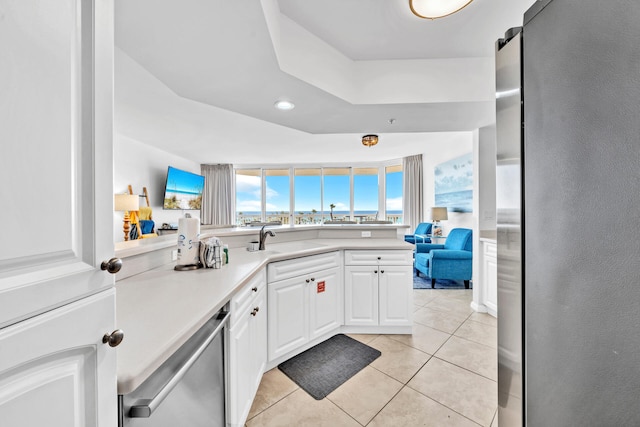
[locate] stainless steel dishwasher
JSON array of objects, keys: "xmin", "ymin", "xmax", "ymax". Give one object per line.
[{"xmin": 119, "ymin": 308, "xmax": 229, "ymax": 427}]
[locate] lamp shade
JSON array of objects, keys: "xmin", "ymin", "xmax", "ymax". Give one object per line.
[
  {"xmin": 410, "ymin": 0, "xmax": 474, "ymax": 20},
  {"xmin": 114, "ymin": 194, "xmax": 139, "ymax": 212},
  {"xmin": 431, "ymin": 206, "xmax": 448, "ymax": 221}
]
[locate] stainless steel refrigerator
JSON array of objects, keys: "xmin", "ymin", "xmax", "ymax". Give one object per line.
[{"xmin": 496, "ymin": 1, "xmax": 640, "ymax": 425}]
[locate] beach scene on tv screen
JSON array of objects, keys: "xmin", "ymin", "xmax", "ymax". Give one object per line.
[{"xmin": 164, "ymin": 168, "xmax": 204, "ymax": 210}]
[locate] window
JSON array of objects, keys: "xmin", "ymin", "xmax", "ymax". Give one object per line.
[
  {"xmin": 235, "ymin": 169, "xmax": 261, "ymax": 225},
  {"xmin": 235, "ymin": 163, "xmax": 403, "ymax": 225},
  {"xmin": 323, "ymin": 168, "xmax": 350, "ymax": 222},
  {"xmin": 265, "ymin": 169, "xmax": 290, "ymax": 224},
  {"xmin": 353, "ymin": 167, "xmax": 379, "ymax": 223},
  {"xmin": 294, "ymin": 168, "xmax": 321, "ymax": 224},
  {"xmin": 385, "ymin": 165, "xmax": 403, "ymax": 224}
]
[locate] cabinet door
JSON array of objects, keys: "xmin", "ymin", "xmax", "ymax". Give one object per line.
[
  {"xmin": 228, "ymin": 311, "xmax": 252, "ymax": 427},
  {"xmin": 251, "ymin": 289, "xmax": 268, "ymax": 390},
  {"xmin": 268, "ymin": 277, "xmax": 308, "ymax": 361},
  {"xmin": 228, "ymin": 286, "xmax": 267, "ymax": 427},
  {"xmin": 308, "ymin": 267, "xmax": 342, "ymax": 340},
  {"xmin": 0, "ymin": 290, "xmax": 116, "ymax": 427},
  {"xmin": 0, "ymin": 0, "xmax": 114, "ymax": 329},
  {"xmin": 344, "ymin": 266, "xmax": 378, "ymax": 326},
  {"xmin": 379, "ymin": 265, "xmax": 413, "ymax": 326}
]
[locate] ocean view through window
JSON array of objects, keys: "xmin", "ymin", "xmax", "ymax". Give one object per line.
[{"xmin": 235, "ymin": 164, "xmax": 403, "ymax": 225}]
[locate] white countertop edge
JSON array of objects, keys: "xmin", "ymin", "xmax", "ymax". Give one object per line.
[
  {"xmin": 116, "ymin": 238, "xmax": 413, "ymax": 394},
  {"xmin": 115, "ymin": 223, "xmax": 410, "ymax": 258}
]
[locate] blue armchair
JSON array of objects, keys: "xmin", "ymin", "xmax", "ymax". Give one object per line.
[
  {"xmin": 404, "ymin": 222, "xmax": 432, "ymax": 244},
  {"xmin": 414, "ymin": 228, "xmax": 473, "ymax": 288}
]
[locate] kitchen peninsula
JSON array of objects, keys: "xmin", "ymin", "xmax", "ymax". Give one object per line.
[{"xmin": 115, "ymin": 224, "xmax": 413, "ymax": 426}]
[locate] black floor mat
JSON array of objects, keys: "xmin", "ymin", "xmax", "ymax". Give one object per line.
[{"xmin": 277, "ymin": 334, "xmax": 381, "ymax": 400}]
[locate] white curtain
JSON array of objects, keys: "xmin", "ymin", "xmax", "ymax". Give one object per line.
[
  {"xmin": 201, "ymin": 164, "xmax": 235, "ymax": 225},
  {"xmin": 402, "ymin": 154, "xmax": 423, "ymax": 231}
]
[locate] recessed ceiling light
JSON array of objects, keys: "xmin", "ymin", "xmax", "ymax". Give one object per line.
[{"xmin": 274, "ymin": 100, "xmax": 295, "ymax": 111}]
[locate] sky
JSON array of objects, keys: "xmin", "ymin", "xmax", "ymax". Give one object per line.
[{"xmin": 236, "ymin": 170, "xmax": 402, "ymax": 213}]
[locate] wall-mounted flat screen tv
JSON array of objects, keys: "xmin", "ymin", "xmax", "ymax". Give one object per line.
[{"xmin": 163, "ymin": 166, "xmax": 205, "ymax": 210}]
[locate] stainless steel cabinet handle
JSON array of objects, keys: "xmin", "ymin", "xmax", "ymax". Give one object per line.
[
  {"xmin": 129, "ymin": 311, "xmax": 230, "ymax": 418},
  {"xmin": 102, "ymin": 329, "xmax": 124, "ymax": 347},
  {"xmin": 101, "ymin": 258, "xmax": 122, "ymax": 274}
]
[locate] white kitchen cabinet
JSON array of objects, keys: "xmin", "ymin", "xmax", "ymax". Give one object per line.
[
  {"xmin": 344, "ymin": 250, "xmax": 413, "ymax": 328},
  {"xmin": 1, "ymin": 0, "xmax": 115, "ymax": 329},
  {"xmin": 378, "ymin": 265, "xmax": 414, "ymax": 326},
  {"xmin": 0, "ymin": 1, "xmax": 116, "ymax": 425},
  {"xmin": 0, "ymin": 290, "xmax": 117, "ymax": 427},
  {"xmin": 229, "ymin": 271, "xmax": 267, "ymax": 427},
  {"xmin": 344, "ymin": 267, "xmax": 378, "ymax": 326},
  {"xmin": 268, "ymin": 273, "xmax": 308, "ymax": 359},
  {"xmin": 307, "ymin": 267, "xmax": 343, "ymax": 339},
  {"xmin": 267, "ymin": 252, "xmax": 343, "ymax": 362}
]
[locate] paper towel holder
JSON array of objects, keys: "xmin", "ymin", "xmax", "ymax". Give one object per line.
[{"xmin": 174, "ymin": 213, "xmax": 203, "ymax": 271}]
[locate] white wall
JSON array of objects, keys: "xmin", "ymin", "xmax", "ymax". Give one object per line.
[
  {"xmin": 113, "ymin": 133, "xmax": 201, "ymax": 242},
  {"xmin": 421, "ymin": 132, "xmax": 475, "ymax": 235}
]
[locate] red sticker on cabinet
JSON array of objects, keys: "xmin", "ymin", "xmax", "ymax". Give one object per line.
[{"xmin": 317, "ymin": 281, "xmax": 325, "ymax": 293}]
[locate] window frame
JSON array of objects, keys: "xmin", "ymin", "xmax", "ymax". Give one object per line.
[{"xmin": 234, "ymin": 160, "xmax": 403, "ymax": 225}]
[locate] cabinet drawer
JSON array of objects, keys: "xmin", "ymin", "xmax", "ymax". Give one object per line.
[
  {"xmin": 267, "ymin": 251, "xmax": 341, "ymax": 283},
  {"xmin": 344, "ymin": 250, "xmax": 412, "ymax": 266},
  {"xmin": 231, "ymin": 269, "xmax": 266, "ymax": 326}
]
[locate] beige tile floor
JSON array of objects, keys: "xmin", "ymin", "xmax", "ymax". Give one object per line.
[{"xmin": 246, "ymin": 288, "xmax": 498, "ymax": 427}]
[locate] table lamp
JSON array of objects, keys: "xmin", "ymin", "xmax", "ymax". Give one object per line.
[
  {"xmin": 431, "ymin": 207, "xmax": 448, "ymax": 237},
  {"xmin": 115, "ymin": 194, "xmax": 139, "ymax": 241}
]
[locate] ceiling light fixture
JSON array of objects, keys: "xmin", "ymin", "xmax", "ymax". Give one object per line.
[
  {"xmin": 274, "ymin": 100, "xmax": 295, "ymax": 111},
  {"xmin": 409, "ymin": 0, "xmax": 474, "ymax": 20},
  {"xmin": 362, "ymin": 134, "xmax": 378, "ymax": 147}
]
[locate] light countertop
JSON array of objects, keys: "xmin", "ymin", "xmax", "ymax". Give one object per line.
[
  {"xmin": 115, "ymin": 223, "xmax": 409, "ymax": 258},
  {"xmin": 116, "ymin": 238, "xmax": 412, "ymax": 394}
]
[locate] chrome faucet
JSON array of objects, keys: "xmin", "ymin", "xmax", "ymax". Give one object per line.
[{"xmin": 259, "ymin": 225, "xmax": 275, "ymax": 250}]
